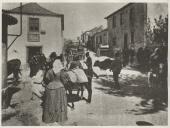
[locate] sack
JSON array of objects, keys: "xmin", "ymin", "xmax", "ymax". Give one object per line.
[
  {"xmin": 67, "ymin": 71, "xmax": 77, "ymax": 83},
  {"xmin": 32, "ymin": 83, "xmax": 45, "ymax": 97},
  {"xmin": 72, "ymin": 68, "xmax": 88, "ymax": 83},
  {"xmin": 80, "ymin": 61, "xmax": 88, "ymax": 69}
]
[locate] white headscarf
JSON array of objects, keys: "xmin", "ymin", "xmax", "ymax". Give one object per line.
[{"xmin": 53, "ymin": 59, "xmax": 64, "ymax": 74}]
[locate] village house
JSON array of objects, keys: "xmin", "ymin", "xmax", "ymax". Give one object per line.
[
  {"xmin": 81, "ymin": 31, "xmax": 89, "ymax": 47},
  {"xmin": 93, "ymin": 29, "xmax": 109, "ymax": 56},
  {"xmin": 4, "ymin": 3, "xmax": 64, "ymax": 68},
  {"xmin": 105, "ymin": 3, "xmax": 168, "ymax": 54},
  {"xmin": 81, "ymin": 25, "xmax": 103, "ymax": 51},
  {"xmin": 105, "ymin": 3, "xmax": 147, "ymax": 54}
]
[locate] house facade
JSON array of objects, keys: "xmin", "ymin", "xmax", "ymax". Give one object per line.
[
  {"xmin": 94, "ymin": 29, "xmax": 108, "ymax": 51},
  {"xmin": 81, "ymin": 31, "xmax": 89, "ymax": 47},
  {"xmin": 105, "ymin": 3, "xmax": 147, "ymax": 54},
  {"xmin": 105, "ymin": 3, "xmax": 168, "ymax": 54},
  {"xmin": 81, "ymin": 25, "xmax": 103, "ymax": 51},
  {"xmin": 5, "ymin": 3, "xmax": 64, "ymax": 68},
  {"xmin": 93, "ymin": 29, "xmax": 110, "ymax": 56}
]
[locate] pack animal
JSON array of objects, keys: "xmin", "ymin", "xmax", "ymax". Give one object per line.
[
  {"xmin": 7, "ymin": 59, "xmax": 21, "ymax": 81},
  {"xmin": 94, "ymin": 59, "xmax": 113, "ymax": 70}
]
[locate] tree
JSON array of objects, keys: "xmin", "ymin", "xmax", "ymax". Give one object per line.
[
  {"xmin": 145, "ymin": 15, "xmax": 168, "ymax": 47},
  {"xmin": 153, "ymin": 15, "xmax": 168, "ymax": 45},
  {"xmin": 145, "ymin": 18, "xmax": 154, "ymax": 45}
]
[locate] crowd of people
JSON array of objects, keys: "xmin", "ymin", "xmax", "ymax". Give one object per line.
[
  {"xmin": 107, "ymin": 42, "xmax": 168, "ymax": 93},
  {"xmin": 28, "ymin": 42, "xmax": 167, "ymax": 124},
  {"xmin": 29, "ymin": 50, "xmax": 96, "ymax": 124},
  {"xmin": 121, "ymin": 43, "xmax": 168, "ymax": 91}
]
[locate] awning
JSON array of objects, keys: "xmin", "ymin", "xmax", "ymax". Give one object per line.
[{"xmin": 2, "ymin": 12, "xmax": 18, "ymax": 25}]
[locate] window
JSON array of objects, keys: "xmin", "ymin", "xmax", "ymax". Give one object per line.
[
  {"xmin": 112, "ymin": 37, "xmax": 117, "ymax": 46},
  {"xmin": 28, "ymin": 17, "xmax": 40, "ymax": 42},
  {"xmin": 112, "ymin": 15, "xmax": 116, "ymax": 28},
  {"xmin": 100, "ymin": 36, "xmax": 102, "ymax": 43},
  {"xmin": 96, "ymin": 36, "xmax": 98, "ymax": 44},
  {"xmin": 29, "ymin": 18, "xmax": 39, "ymax": 32},
  {"xmin": 130, "ymin": 8, "xmax": 135, "ymax": 26},
  {"xmin": 120, "ymin": 13, "xmax": 123, "ymax": 25},
  {"xmin": 131, "ymin": 31, "xmax": 134, "ymax": 44},
  {"xmin": 98, "ymin": 36, "xmax": 100, "ymax": 44},
  {"xmin": 28, "ymin": 34, "xmax": 40, "ymax": 42}
]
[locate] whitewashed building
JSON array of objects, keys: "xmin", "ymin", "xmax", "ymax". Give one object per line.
[{"xmin": 5, "ymin": 3, "xmax": 64, "ymax": 68}]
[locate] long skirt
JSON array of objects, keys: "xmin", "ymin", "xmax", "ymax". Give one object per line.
[{"xmin": 42, "ymin": 87, "xmax": 67, "ymax": 123}]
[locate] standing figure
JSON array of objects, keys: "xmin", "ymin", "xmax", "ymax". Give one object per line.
[
  {"xmin": 42, "ymin": 59, "xmax": 67, "ymax": 124},
  {"xmin": 136, "ymin": 47, "xmax": 143, "ymax": 67},
  {"xmin": 110, "ymin": 52, "xmax": 122, "ymax": 89},
  {"xmin": 148, "ymin": 48, "xmax": 161, "ymax": 88},
  {"xmin": 122, "ymin": 48, "xmax": 129, "ymax": 67},
  {"xmin": 159, "ymin": 42, "xmax": 168, "ymax": 64},
  {"xmin": 46, "ymin": 52, "xmax": 58, "ymax": 69},
  {"xmin": 129, "ymin": 46, "xmax": 135, "ymax": 66},
  {"xmin": 84, "ymin": 52, "xmax": 93, "ymax": 103},
  {"xmin": 96, "ymin": 43, "xmax": 101, "ymax": 57},
  {"xmin": 143, "ymin": 46, "xmax": 151, "ymax": 71}
]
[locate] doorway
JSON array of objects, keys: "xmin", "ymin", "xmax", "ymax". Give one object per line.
[{"xmin": 26, "ymin": 46, "xmax": 42, "ymax": 63}]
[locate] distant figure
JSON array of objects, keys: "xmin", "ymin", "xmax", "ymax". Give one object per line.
[
  {"xmin": 149, "ymin": 48, "xmax": 161, "ymax": 73},
  {"xmin": 147, "ymin": 48, "xmax": 161, "ymax": 88},
  {"xmin": 158, "ymin": 42, "xmax": 168, "ymax": 91},
  {"xmin": 69, "ymin": 55, "xmax": 83, "ymax": 70},
  {"xmin": 122, "ymin": 48, "xmax": 129, "ymax": 67},
  {"xmin": 46, "ymin": 52, "xmax": 58, "ymax": 69},
  {"xmin": 158, "ymin": 62, "xmax": 167, "ymax": 97},
  {"xmin": 110, "ymin": 52, "xmax": 122, "ymax": 89},
  {"xmin": 136, "ymin": 47, "xmax": 143, "ymax": 66},
  {"xmin": 142, "ymin": 46, "xmax": 151, "ymax": 71},
  {"xmin": 96, "ymin": 44, "xmax": 101, "ymax": 57},
  {"xmin": 129, "ymin": 47, "xmax": 135, "ymax": 66},
  {"xmin": 159, "ymin": 42, "xmax": 168, "ymax": 63}
]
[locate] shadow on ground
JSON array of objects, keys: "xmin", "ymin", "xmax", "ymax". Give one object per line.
[{"xmin": 94, "ymin": 70, "xmax": 168, "ymax": 115}]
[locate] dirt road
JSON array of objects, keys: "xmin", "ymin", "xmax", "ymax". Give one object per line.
[{"xmin": 2, "ymin": 67, "xmax": 167, "ymax": 126}]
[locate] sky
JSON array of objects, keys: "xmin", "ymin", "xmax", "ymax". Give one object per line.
[
  {"xmin": 2, "ymin": 2, "xmax": 168, "ymax": 40},
  {"xmin": 2, "ymin": 3, "xmax": 127, "ymax": 40}
]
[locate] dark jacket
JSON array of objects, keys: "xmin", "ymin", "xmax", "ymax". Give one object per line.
[
  {"xmin": 111, "ymin": 58, "xmax": 122, "ymax": 74},
  {"xmin": 85, "ymin": 56, "xmax": 93, "ymax": 78}
]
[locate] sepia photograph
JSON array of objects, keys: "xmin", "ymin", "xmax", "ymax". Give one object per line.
[{"xmin": 1, "ymin": 0, "xmax": 168, "ymax": 126}]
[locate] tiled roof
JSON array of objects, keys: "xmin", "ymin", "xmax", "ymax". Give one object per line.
[{"xmin": 5, "ymin": 3, "xmax": 63, "ymax": 17}]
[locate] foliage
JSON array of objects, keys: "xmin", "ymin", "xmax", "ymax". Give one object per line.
[
  {"xmin": 153, "ymin": 15, "xmax": 168, "ymax": 45},
  {"xmin": 145, "ymin": 18, "xmax": 154, "ymax": 45},
  {"xmin": 145, "ymin": 15, "xmax": 168, "ymax": 47}
]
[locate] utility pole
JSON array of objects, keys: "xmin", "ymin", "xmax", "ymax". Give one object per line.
[{"xmin": 2, "ymin": 14, "xmax": 8, "ymax": 89}]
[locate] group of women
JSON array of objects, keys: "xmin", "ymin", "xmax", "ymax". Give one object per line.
[{"xmin": 41, "ymin": 51, "xmax": 92, "ymax": 124}]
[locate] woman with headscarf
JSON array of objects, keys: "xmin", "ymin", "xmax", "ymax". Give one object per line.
[{"xmin": 42, "ymin": 57, "xmax": 67, "ymax": 124}]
